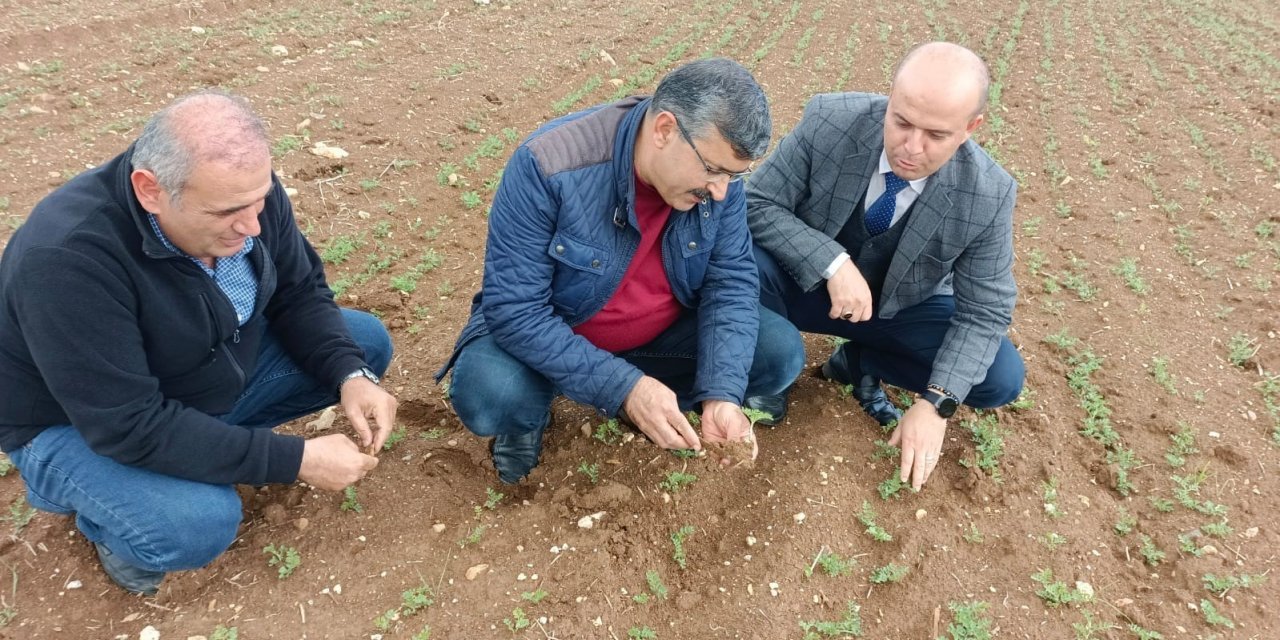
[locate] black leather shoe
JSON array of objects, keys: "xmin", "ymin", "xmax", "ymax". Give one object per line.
[
  {"xmin": 95, "ymin": 542, "xmax": 164, "ymax": 595},
  {"xmin": 820, "ymin": 359, "xmax": 902, "ymax": 428},
  {"xmin": 491, "ymin": 417, "xmax": 548, "ymax": 484},
  {"xmin": 743, "ymin": 388, "xmax": 789, "ymax": 427}
]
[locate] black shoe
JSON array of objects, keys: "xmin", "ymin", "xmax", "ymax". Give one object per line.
[
  {"xmin": 743, "ymin": 388, "xmax": 789, "ymax": 427},
  {"xmin": 94, "ymin": 542, "xmax": 164, "ymax": 595},
  {"xmin": 491, "ymin": 417, "xmax": 548, "ymax": 484},
  {"xmin": 820, "ymin": 358, "xmax": 902, "ymax": 428}
]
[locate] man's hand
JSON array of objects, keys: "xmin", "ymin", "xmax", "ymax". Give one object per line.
[
  {"xmin": 297, "ymin": 433, "xmax": 379, "ymax": 491},
  {"xmin": 622, "ymin": 376, "xmax": 700, "ymax": 450},
  {"xmin": 826, "ymin": 260, "xmax": 874, "ymax": 322},
  {"xmin": 888, "ymin": 400, "xmax": 948, "ymax": 490},
  {"xmin": 340, "ymin": 377, "xmax": 399, "ymax": 454},
  {"xmin": 700, "ymin": 400, "xmax": 757, "ymax": 466}
]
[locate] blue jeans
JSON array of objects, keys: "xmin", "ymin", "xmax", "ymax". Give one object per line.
[
  {"xmin": 755, "ymin": 246, "xmax": 1024, "ymax": 408},
  {"xmin": 8, "ymin": 309, "xmax": 393, "ymax": 573},
  {"xmin": 450, "ymin": 306, "xmax": 804, "ymax": 437}
]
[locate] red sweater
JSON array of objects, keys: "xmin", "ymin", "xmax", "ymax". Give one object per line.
[{"xmin": 573, "ymin": 174, "xmax": 683, "ymax": 352}]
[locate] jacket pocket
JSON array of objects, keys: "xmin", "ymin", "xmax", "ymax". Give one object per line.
[{"xmin": 548, "ymin": 231, "xmax": 608, "ymax": 274}]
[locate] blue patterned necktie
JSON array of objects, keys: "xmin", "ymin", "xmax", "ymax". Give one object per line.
[{"xmin": 865, "ymin": 171, "xmax": 909, "ymax": 236}]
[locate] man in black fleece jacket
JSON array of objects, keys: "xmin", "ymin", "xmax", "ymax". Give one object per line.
[{"xmin": 0, "ymin": 91, "xmax": 398, "ymax": 594}]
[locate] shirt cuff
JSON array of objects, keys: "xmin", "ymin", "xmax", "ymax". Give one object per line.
[{"xmin": 822, "ymin": 252, "xmax": 851, "ymax": 280}]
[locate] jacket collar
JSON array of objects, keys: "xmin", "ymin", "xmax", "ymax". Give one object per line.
[
  {"xmin": 114, "ymin": 143, "xmax": 183, "ymax": 261},
  {"xmin": 611, "ymin": 96, "xmax": 650, "ymax": 230}
]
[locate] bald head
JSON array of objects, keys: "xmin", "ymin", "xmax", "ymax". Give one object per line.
[
  {"xmin": 892, "ymin": 42, "xmax": 990, "ymax": 118},
  {"xmin": 132, "ymin": 90, "xmax": 270, "ymax": 202}
]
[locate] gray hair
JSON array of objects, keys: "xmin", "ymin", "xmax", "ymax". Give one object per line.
[
  {"xmin": 131, "ymin": 89, "xmax": 270, "ymax": 203},
  {"xmin": 650, "ymin": 58, "xmax": 771, "ymax": 160}
]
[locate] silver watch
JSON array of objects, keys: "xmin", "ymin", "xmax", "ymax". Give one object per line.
[{"xmin": 338, "ymin": 366, "xmax": 380, "ymax": 392}]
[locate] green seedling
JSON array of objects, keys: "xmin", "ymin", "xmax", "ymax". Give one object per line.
[
  {"xmin": 1072, "ymin": 611, "xmax": 1117, "ymax": 639},
  {"xmin": 869, "ymin": 562, "xmax": 909, "ymax": 584},
  {"xmin": 458, "ymin": 524, "xmax": 486, "ymax": 548},
  {"xmin": 1042, "ymin": 478, "xmax": 1062, "ymax": 518},
  {"xmin": 412, "ymin": 626, "xmax": 431, "ymax": 640},
  {"xmin": 878, "ymin": 472, "xmax": 907, "ymax": 500},
  {"xmin": 461, "ymin": 191, "xmax": 482, "ymax": 209},
  {"xmin": 669, "ymin": 448, "xmax": 699, "ymax": 459},
  {"xmin": 659, "ymin": 471, "xmax": 697, "ymax": 493},
  {"xmin": 1149, "ymin": 496, "xmax": 1174, "ymax": 513},
  {"xmin": 645, "ymin": 569, "xmax": 668, "ymax": 600},
  {"xmin": 340, "ymin": 486, "xmax": 363, "ymax": 513},
  {"xmin": 1201, "ymin": 520, "xmax": 1232, "ymax": 538},
  {"xmin": 1032, "ymin": 568, "xmax": 1089, "ymax": 607},
  {"xmin": 947, "ymin": 600, "xmax": 993, "ymax": 640},
  {"xmin": 503, "ymin": 607, "xmax": 530, "ymax": 632},
  {"xmin": 670, "ymin": 525, "xmax": 695, "ymax": 569},
  {"xmin": 1165, "ymin": 422, "xmax": 1197, "ymax": 467},
  {"xmin": 799, "ymin": 601, "xmax": 862, "ymax": 638},
  {"xmin": 871, "ymin": 439, "xmax": 899, "ymax": 460},
  {"xmin": 1127, "ymin": 623, "xmax": 1164, "ymax": 640},
  {"xmin": 804, "ymin": 547, "xmax": 855, "ymax": 578},
  {"xmin": 962, "ymin": 523, "xmax": 984, "ymax": 544},
  {"xmin": 741, "ymin": 406, "xmax": 773, "ymax": 426},
  {"xmin": 483, "ymin": 487, "xmax": 504, "ymax": 510},
  {"xmin": 1138, "ymin": 534, "xmax": 1165, "ymax": 566},
  {"xmin": 1199, "ymin": 599, "xmax": 1233, "ymax": 628},
  {"xmin": 627, "ymin": 627, "xmax": 657, "ymax": 639},
  {"xmin": 857, "ymin": 501, "xmax": 892, "ymax": 542},
  {"xmin": 3, "ymin": 497, "xmax": 34, "ymax": 536},
  {"xmin": 211, "ymin": 626, "xmax": 238, "ymax": 640},
  {"xmin": 593, "ymin": 418, "xmax": 623, "ymax": 445},
  {"xmin": 521, "ymin": 589, "xmax": 548, "ymax": 603},
  {"xmin": 960, "ymin": 412, "xmax": 1005, "ymax": 480},
  {"xmin": 421, "ymin": 427, "xmax": 446, "ymax": 440},
  {"xmin": 262, "ymin": 544, "xmax": 300, "ymax": 579},
  {"xmin": 1150, "ymin": 357, "xmax": 1177, "ymax": 396},
  {"xmin": 1226, "ymin": 333, "xmax": 1257, "ymax": 367},
  {"xmin": 1008, "ymin": 386, "xmax": 1036, "ymax": 411},
  {"xmin": 1202, "ymin": 572, "xmax": 1265, "ymax": 597},
  {"xmin": 577, "ymin": 461, "xmax": 600, "ymax": 484},
  {"xmin": 1039, "ymin": 532, "xmax": 1068, "ymax": 550},
  {"xmin": 1113, "ymin": 508, "xmax": 1137, "ymax": 536},
  {"xmin": 382, "ymin": 426, "xmax": 407, "ymax": 450}
]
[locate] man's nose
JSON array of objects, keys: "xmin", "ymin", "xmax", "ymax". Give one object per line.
[{"xmin": 706, "ymin": 179, "xmax": 729, "ymax": 201}]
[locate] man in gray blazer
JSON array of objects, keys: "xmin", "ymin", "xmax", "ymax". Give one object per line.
[{"xmin": 746, "ymin": 42, "xmax": 1024, "ymax": 490}]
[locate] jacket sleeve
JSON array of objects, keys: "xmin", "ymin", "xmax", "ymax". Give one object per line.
[
  {"xmin": 691, "ymin": 186, "xmax": 759, "ymax": 406},
  {"xmin": 481, "ymin": 146, "xmax": 643, "ymax": 416},
  {"xmin": 746, "ymin": 96, "xmax": 850, "ymax": 292},
  {"xmin": 13, "ymin": 246, "xmax": 304, "ymax": 485},
  {"xmin": 261, "ymin": 178, "xmax": 369, "ymax": 391},
  {"xmin": 929, "ymin": 177, "xmax": 1019, "ymax": 402}
]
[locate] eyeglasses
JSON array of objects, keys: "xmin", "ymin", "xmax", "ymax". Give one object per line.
[{"xmin": 673, "ymin": 116, "xmax": 754, "ymax": 183}]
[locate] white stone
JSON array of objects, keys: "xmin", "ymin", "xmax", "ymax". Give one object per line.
[
  {"xmin": 271, "ymin": 45, "xmax": 289, "ymax": 57},
  {"xmin": 140, "ymin": 626, "xmax": 160, "ymax": 640},
  {"xmin": 189, "ymin": 26, "xmax": 206, "ymax": 35},
  {"xmin": 793, "ymin": 512, "xmax": 806, "ymax": 523},
  {"xmin": 432, "ymin": 523, "xmax": 446, "ymax": 533},
  {"xmin": 66, "ymin": 580, "xmax": 83, "ymax": 589}
]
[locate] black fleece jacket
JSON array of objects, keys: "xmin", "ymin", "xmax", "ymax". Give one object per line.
[{"xmin": 0, "ymin": 145, "xmax": 368, "ymax": 485}]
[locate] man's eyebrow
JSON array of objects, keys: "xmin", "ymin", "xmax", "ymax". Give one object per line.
[{"xmin": 895, "ymin": 113, "xmax": 952, "ymax": 136}]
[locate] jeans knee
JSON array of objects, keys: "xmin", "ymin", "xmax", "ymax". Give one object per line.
[
  {"xmin": 130, "ymin": 487, "xmax": 241, "ymax": 571},
  {"xmin": 343, "ymin": 309, "xmax": 394, "ymax": 375},
  {"xmin": 450, "ymin": 348, "xmax": 552, "ymax": 437},
  {"xmin": 968, "ymin": 349, "xmax": 1026, "ymax": 409},
  {"xmin": 749, "ymin": 308, "xmax": 805, "ymax": 395}
]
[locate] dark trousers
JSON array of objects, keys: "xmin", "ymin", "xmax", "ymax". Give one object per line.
[{"xmin": 755, "ymin": 246, "xmax": 1023, "ymax": 408}]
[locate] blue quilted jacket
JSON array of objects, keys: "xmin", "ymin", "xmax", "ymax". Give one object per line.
[{"xmin": 438, "ymin": 97, "xmax": 760, "ymax": 416}]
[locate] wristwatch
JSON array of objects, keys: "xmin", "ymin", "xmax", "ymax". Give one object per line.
[
  {"xmin": 338, "ymin": 366, "xmax": 380, "ymax": 393},
  {"xmin": 921, "ymin": 385, "xmax": 959, "ymax": 419}
]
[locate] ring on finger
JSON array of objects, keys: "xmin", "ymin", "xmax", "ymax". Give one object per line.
[{"xmin": 841, "ymin": 311, "xmax": 854, "ymax": 320}]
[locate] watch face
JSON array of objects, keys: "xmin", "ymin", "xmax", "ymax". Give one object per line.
[{"xmin": 937, "ymin": 397, "xmax": 959, "ymax": 418}]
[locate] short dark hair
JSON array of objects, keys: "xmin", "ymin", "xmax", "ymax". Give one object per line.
[{"xmin": 650, "ymin": 58, "xmax": 771, "ymax": 160}]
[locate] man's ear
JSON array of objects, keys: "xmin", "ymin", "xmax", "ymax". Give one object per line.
[
  {"xmin": 131, "ymin": 169, "xmax": 165, "ymax": 214},
  {"xmin": 651, "ymin": 110, "xmax": 678, "ymax": 149},
  {"xmin": 963, "ymin": 113, "xmax": 985, "ymax": 138}
]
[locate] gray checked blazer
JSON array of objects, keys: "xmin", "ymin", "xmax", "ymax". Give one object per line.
[{"xmin": 746, "ymin": 92, "xmax": 1018, "ymax": 401}]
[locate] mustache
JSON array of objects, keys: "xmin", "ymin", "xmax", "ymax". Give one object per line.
[{"xmin": 689, "ymin": 188, "xmax": 711, "ymax": 201}]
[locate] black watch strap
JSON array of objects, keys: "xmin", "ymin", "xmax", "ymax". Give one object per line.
[{"xmin": 922, "ymin": 385, "xmax": 959, "ymax": 419}]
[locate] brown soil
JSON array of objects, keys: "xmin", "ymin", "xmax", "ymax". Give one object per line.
[{"xmin": 1, "ymin": 0, "xmax": 1279, "ymax": 638}]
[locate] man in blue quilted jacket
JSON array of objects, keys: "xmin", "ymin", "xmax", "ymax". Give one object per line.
[{"xmin": 438, "ymin": 58, "xmax": 803, "ymax": 483}]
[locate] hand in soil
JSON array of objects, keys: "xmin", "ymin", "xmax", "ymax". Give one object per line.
[
  {"xmin": 338, "ymin": 376, "xmax": 399, "ymax": 453},
  {"xmin": 622, "ymin": 375, "xmax": 701, "ymax": 450},
  {"xmin": 888, "ymin": 400, "xmax": 947, "ymax": 490},
  {"xmin": 701, "ymin": 400, "xmax": 757, "ymax": 467},
  {"xmin": 297, "ymin": 433, "xmax": 379, "ymax": 491}
]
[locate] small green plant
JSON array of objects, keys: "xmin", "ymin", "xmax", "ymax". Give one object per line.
[
  {"xmin": 340, "ymin": 486, "xmax": 363, "ymax": 513},
  {"xmin": 799, "ymin": 601, "xmax": 862, "ymax": 638},
  {"xmin": 659, "ymin": 471, "xmax": 697, "ymax": 493},
  {"xmin": 1113, "ymin": 257, "xmax": 1150, "ymax": 295},
  {"xmin": 645, "ymin": 569, "xmax": 668, "ymax": 600},
  {"xmin": 521, "ymin": 589, "xmax": 548, "ymax": 603},
  {"xmin": 1032, "ymin": 568, "xmax": 1089, "ymax": 607},
  {"xmin": 857, "ymin": 501, "xmax": 892, "ymax": 542},
  {"xmin": 1138, "ymin": 534, "xmax": 1165, "ymax": 566},
  {"xmin": 262, "ymin": 544, "xmax": 301, "ymax": 579},
  {"xmin": 960, "ymin": 412, "xmax": 1005, "ymax": 480},
  {"xmin": 1042, "ymin": 477, "xmax": 1062, "ymax": 518},
  {"xmin": 1199, "ymin": 599, "xmax": 1233, "ymax": 628},
  {"xmin": 1039, "ymin": 532, "xmax": 1068, "ymax": 550},
  {"xmin": 627, "ymin": 627, "xmax": 657, "ymax": 639},
  {"xmin": 877, "ymin": 472, "xmax": 907, "ymax": 500},
  {"xmin": 962, "ymin": 523, "xmax": 984, "ymax": 543},
  {"xmin": 271, "ymin": 135, "xmax": 303, "ymax": 157},
  {"xmin": 382, "ymin": 426, "xmax": 407, "ymax": 450},
  {"xmin": 1149, "ymin": 496, "xmax": 1174, "ymax": 513},
  {"xmin": 1226, "ymin": 333, "xmax": 1257, "ymax": 367},
  {"xmin": 670, "ymin": 525, "xmax": 695, "ymax": 569},
  {"xmin": 1202, "ymin": 572, "xmax": 1265, "ymax": 596},
  {"xmin": 360, "ymin": 178, "xmax": 381, "ymax": 192},
  {"xmin": 483, "ymin": 487, "xmax": 504, "ymax": 510},
  {"xmin": 805, "ymin": 547, "xmax": 856, "ymax": 578},
  {"xmin": 947, "ymin": 600, "xmax": 993, "ymax": 640},
  {"xmin": 669, "ymin": 448, "xmax": 699, "ymax": 459},
  {"xmin": 1127, "ymin": 623, "xmax": 1164, "ymax": 639},
  {"xmin": 459, "ymin": 524, "xmax": 487, "ymax": 548},
  {"xmin": 421, "ymin": 427, "xmax": 446, "ymax": 440},
  {"xmin": 871, "ymin": 439, "xmax": 899, "ymax": 460},
  {"xmin": 321, "ymin": 235, "xmax": 363, "ymax": 265},
  {"xmin": 461, "ymin": 191, "xmax": 483, "ymax": 209},
  {"xmin": 1150, "ymin": 357, "xmax": 1177, "ymax": 396},
  {"xmin": 577, "ymin": 461, "xmax": 600, "ymax": 484},
  {"xmin": 503, "ymin": 607, "xmax": 531, "ymax": 632},
  {"xmin": 869, "ymin": 562, "xmax": 908, "ymax": 584},
  {"xmin": 1071, "ymin": 610, "xmax": 1117, "ymax": 639},
  {"xmin": 741, "ymin": 406, "xmax": 774, "ymax": 427},
  {"xmin": 3, "ymin": 497, "xmax": 34, "ymax": 536},
  {"xmin": 1008, "ymin": 386, "xmax": 1036, "ymax": 411},
  {"xmin": 436, "ymin": 162, "xmax": 460, "ymax": 187},
  {"xmin": 1113, "ymin": 508, "xmax": 1137, "ymax": 536},
  {"xmin": 1201, "ymin": 520, "xmax": 1232, "ymax": 538},
  {"xmin": 593, "ymin": 418, "xmax": 623, "ymax": 444},
  {"xmin": 211, "ymin": 625, "xmax": 238, "ymax": 640}
]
